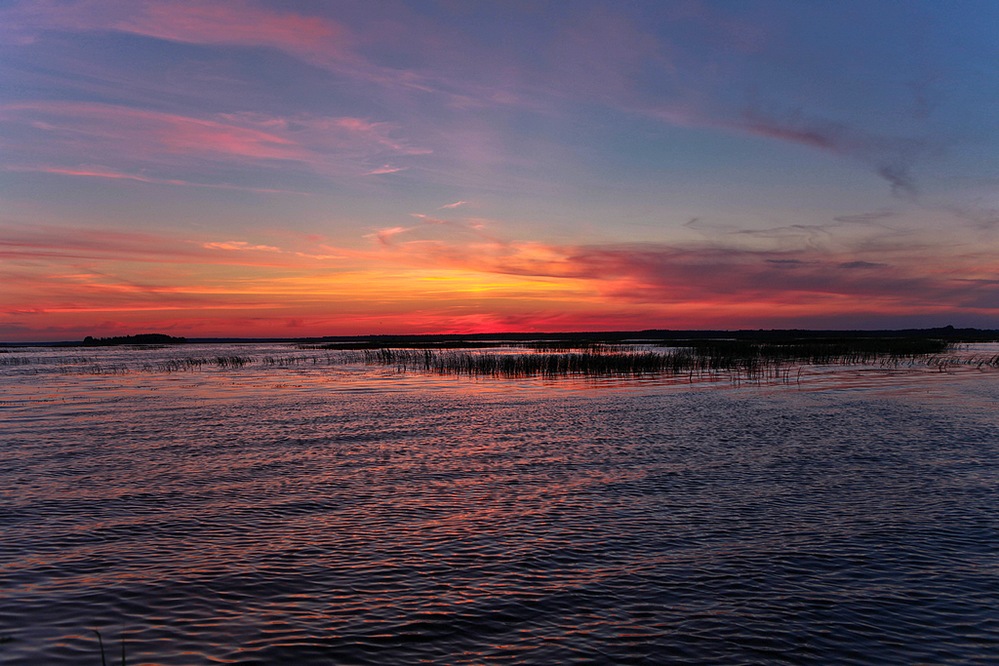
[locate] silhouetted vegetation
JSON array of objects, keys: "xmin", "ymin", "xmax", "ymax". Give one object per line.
[
  {"xmin": 82, "ymin": 334, "xmax": 187, "ymax": 347},
  {"xmin": 140, "ymin": 355, "xmax": 253, "ymax": 372},
  {"xmin": 302, "ymin": 340, "xmax": 506, "ymax": 350},
  {"xmin": 93, "ymin": 630, "xmax": 125, "ymax": 666},
  {"xmin": 358, "ymin": 337, "xmax": 998, "ymax": 380},
  {"xmin": 663, "ymin": 337, "xmax": 951, "ymax": 362}
]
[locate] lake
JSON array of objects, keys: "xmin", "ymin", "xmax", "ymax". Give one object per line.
[{"xmin": 1, "ymin": 343, "xmax": 997, "ymax": 664}]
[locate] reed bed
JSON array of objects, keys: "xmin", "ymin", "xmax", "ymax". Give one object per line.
[
  {"xmin": 138, "ymin": 355, "xmax": 253, "ymax": 372},
  {"xmin": 360, "ymin": 339, "xmax": 987, "ymax": 380},
  {"xmin": 665, "ymin": 337, "xmax": 952, "ymax": 364},
  {"xmin": 519, "ymin": 341, "xmax": 612, "ymax": 352},
  {"xmin": 362, "ymin": 348, "xmax": 780, "ymax": 379},
  {"xmin": 5, "ymin": 339, "xmax": 994, "ymax": 379}
]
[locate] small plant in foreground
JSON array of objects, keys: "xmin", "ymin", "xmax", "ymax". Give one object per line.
[{"xmin": 93, "ymin": 630, "xmax": 125, "ymax": 666}]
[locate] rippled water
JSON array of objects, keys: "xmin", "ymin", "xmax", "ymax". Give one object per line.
[{"xmin": 1, "ymin": 344, "xmax": 997, "ymax": 664}]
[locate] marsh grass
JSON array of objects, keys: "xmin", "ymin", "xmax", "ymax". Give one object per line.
[
  {"xmin": 362, "ymin": 348, "xmax": 792, "ymax": 380},
  {"xmin": 520, "ymin": 340, "xmax": 611, "ymax": 352},
  {"xmin": 139, "ymin": 355, "xmax": 252, "ymax": 372},
  {"xmin": 10, "ymin": 337, "xmax": 996, "ymax": 379},
  {"xmin": 359, "ymin": 339, "xmax": 990, "ymax": 380},
  {"xmin": 670, "ymin": 337, "xmax": 951, "ymax": 363},
  {"xmin": 213, "ymin": 355, "xmax": 249, "ymax": 369},
  {"xmin": 303, "ymin": 340, "xmax": 505, "ymax": 350}
]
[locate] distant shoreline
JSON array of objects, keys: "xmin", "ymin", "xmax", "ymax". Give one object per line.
[{"xmin": 3, "ymin": 326, "xmax": 998, "ymax": 348}]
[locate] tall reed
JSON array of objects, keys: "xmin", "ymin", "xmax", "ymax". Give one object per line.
[{"xmin": 359, "ymin": 339, "xmax": 968, "ymax": 380}]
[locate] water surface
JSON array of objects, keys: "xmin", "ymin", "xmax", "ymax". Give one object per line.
[{"xmin": 1, "ymin": 344, "xmax": 996, "ymax": 664}]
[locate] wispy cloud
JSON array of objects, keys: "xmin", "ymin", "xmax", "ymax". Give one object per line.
[
  {"xmin": 839, "ymin": 261, "xmax": 888, "ymax": 270},
  {"xmin": 0, "ymin": 225, "xmax": 199, "ymax": 262},
  {"xmin": 0, "ymin": 101, "xmax": 429, "ymax": 188},
  {"xmin": 4, "ymin": 164, "xmax": 306, "ymax": 194},
  {"xmin": 374, "ymin": 212, "xmax": 504, "ymax": 247},
  {"xmin": 440, "ymin": 200, "xmax": 468, "ymax": 209},
  {"xmin": 365, "ymin": 165, "xmax": 407, "ymax": 176},
  {"xmin": 202, "ymin": 241, "xmax": 282, "ymax": 252},
  {"xmin": 368, "ymin": 226, "xmax": 414, "ymax": 247},
  {"xmin": 647, "ymin": 103, "xmax": 936, "ymax": 199},
  {"xmin": 0, "ymin": 0, "xmax": 437, "ymax": 92},
  {"xmin": 833, "ymin": 211, "xmax": 897, "ymax": 224},
  {"xmin": 0, "ymin": 224, "xmax": 352, "ymax": 269},
  {"xmin": 1, "ymin": 0, "xmax": 344, "ymax": 60}
]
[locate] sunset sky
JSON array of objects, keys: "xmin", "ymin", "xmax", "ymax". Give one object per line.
[{"xmin": 2, "ymin": 0, "xmax": 998, "ymax": 341}]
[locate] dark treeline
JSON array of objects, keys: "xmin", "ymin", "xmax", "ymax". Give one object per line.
[{"xmin": 82, "ymin": 333, "xmax": 187, "ymax": 347}]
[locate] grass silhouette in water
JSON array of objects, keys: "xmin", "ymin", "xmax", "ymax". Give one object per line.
[
  {"xmin": 360, "ymin": 338, "xmax": 987, "ymax": 380},
  {"xmin": 93, "ymin": 630, "xmax": 125, "ymax": 666}
]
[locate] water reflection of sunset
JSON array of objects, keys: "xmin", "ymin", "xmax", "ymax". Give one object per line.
[{"xmin": 3, "ymin": 343, "xmax": 997, "ymax": 662}]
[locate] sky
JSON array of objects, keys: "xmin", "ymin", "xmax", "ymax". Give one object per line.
[{"xmin": 1, "ymin": 0, "xmax": 998, "ymax": 341}]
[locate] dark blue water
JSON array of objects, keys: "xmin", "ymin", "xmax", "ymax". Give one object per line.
[{"xmin": 1, "ymin": 345, "xmax": 996, "ymax": 664}]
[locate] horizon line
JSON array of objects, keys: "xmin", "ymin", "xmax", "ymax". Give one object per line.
[{"xmin": 4, "ymin": 325, "xmax": 997, "ymax": 347}]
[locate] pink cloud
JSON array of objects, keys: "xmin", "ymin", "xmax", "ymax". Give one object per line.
[
  {"xmin": 2, "ymin": 101, "xmax": 305, "ymax": 160},
  {"xmin": 1, "ymin": 102, "xmax": 428, "ymax": 184},
  {"xmin": 1, "ymin": 1, "xmax": 347, "ymax": 62},
  {"xmin": 0, "ymin": 224, "xmax": 360, "ymax": 271},
  {"xmin": 156, "ymin": 119, "xmax": 302, "ymax": 160},
  {"xmin": 122, "ymin": 1, "xmax": 345, "ymax": 56},
  {"xmin": 4, "ymin": 165, "xmax": 305, "ymax": 194},
  {"xmin": 0, "ymin": 0, "xmax": 433, "ymax": 92},
  {"xmin": 0, "ymin": 225, "xmax": 199, "ymax": 262},
  {"xmin": 365, "ymin": 165, "xmax": 407, "ymax": 175},
  {"xmin": 218, "ymin": 113, "xmax": 429, "ymax": 156}
]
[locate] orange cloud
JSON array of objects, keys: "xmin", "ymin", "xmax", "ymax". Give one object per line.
[
  {"xmin": 2, "ymin": 218, "xmax": 997, "ymax": 342},
  {"xmin": 203, "ymin": 241, "xmax": 282, "ymax": 253}
]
